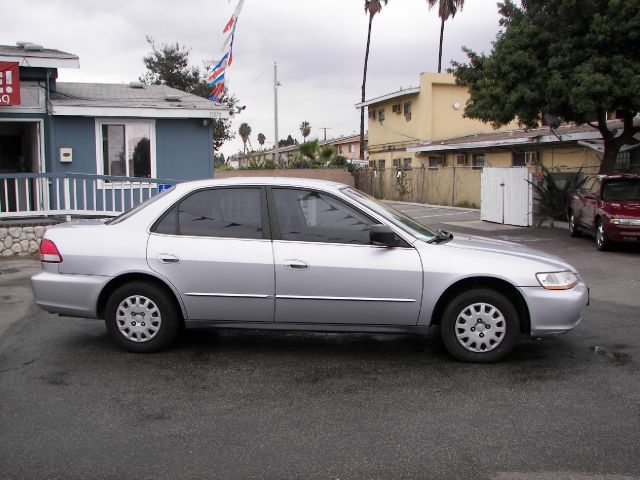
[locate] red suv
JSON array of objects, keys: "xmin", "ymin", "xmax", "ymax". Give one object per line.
[{"xmin": 568, "ymin": 174, "xmax": 640, "ymax": 250}]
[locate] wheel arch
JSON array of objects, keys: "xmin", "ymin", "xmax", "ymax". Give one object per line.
[
  {"xmin": 429, "ymin": 277, "xmax": 531, "ymax": 335},
  {"xmin": 96, "ymin": 272, "xmax": 186, "ymax": 321}
]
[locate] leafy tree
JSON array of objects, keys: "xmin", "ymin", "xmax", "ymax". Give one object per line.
[
  {"xmin": 360, "ymin": 0, "xmax": 388, "ymax": 160},
  {"xmin": 299, "ymin": 121, "xmax": 311, "ymax": 143},
  {"xmin": 278, "ymin": 135, "xmax": 298, "ymax": 147},
  {"xmin": 239, "ymin": 122, "xmax": 252, "ymax": 153},
  {"xmin": 140, "ymin": 36, "xmax": 238, "ymax": 156},
  {"xmin": 427, "ymin": 0, "xmax": 465, "ymax": 73},
  {"xmin": 297, "ymin": 140, "xmax": 339, "ymax": 167},
  {"xmin": 451, "ymin": 0, "xmax": 640, "ymax": 173},
  {"xmin": 257, "ymin": 133, "xmax": 266, "ymax": 148},
  {"xmin": 140, "ymin": 36, "xmax": 201, "ymax": 93}
]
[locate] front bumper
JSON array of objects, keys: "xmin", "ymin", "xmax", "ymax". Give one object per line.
[
  {"xmin": 518, "ymin": 283, "xmax": 589, "ymax": 336},
  {"xmin": 31, "ymin": 270, "xmax": 111, "ymax": 319},
  {"xmin": 606, "ymin": 222, "xmax": 640, "ymax": 243}
]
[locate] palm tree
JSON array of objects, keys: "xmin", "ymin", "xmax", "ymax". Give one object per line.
[
  {"xmin": 239, "ymin": 122, "xmax": 252, "ymax": 154},
  {"xmin": 257, "ymin": 133, "xmax": 266, "ymax": 148},
  {"xmin": 427, "ymin": 0, "xmax": 465, "ymax": 73},
  {"xmin": 360, "ymin": 0, "xmax": 388, "ymax": 160},
  {"xmin": 299, "ymin": 121, "xmax": 311, "ymax": 143}
]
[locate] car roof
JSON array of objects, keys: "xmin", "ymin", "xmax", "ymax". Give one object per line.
[{"xmin": 171, "ymin": 176, "xmax": 350, "ymax": 192}]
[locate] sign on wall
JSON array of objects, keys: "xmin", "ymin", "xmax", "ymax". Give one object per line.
[{"xmin": 0, "ymin": 62, "xmax": 21, "ymax": 106}]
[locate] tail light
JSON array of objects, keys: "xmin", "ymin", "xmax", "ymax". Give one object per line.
[{"xmin": 39, "ymin": 239, "xmax": 63, "ymax": 263}]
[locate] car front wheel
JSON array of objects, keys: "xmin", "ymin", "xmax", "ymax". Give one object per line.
[
  {"xmin": 105, "ymin": 282, "xmax": 179, "ymax": 353},
  {"xmin": 595, "ymin": 219, "xmax": 611, "ymax": 251},
  {"xmin": 568, "ymin": 211, "xmax": 580, "ymax": 237},
  {"xmin": 440, "ymin": 289, "xmax": 521, "ymax": 363}
]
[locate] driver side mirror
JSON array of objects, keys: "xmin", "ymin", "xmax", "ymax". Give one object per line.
[{"xmin": 369, "ymin": 224, "xmax": 400, "ymax": 247}]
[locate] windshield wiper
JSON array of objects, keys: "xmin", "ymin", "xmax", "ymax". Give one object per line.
[{"xmin": 428, "ymin": 230, "xmax": 454, "ymax": 244}]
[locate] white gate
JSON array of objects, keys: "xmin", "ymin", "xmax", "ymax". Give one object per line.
[{"xmin": 481, "ymin": 167, "xmax": 533, "ymax": 226}]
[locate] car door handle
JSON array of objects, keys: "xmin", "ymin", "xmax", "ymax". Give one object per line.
[
  {"xmin": 284, "ymin": 259, "xmax": 309, "ymax": 270},
  {"xmin": 158, "ymin": 254, "xmax": 180, "ymax": 264}
]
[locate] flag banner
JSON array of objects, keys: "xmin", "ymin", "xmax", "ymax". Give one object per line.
[{"xmin": 206, "ymin": 0, "xmax": 244, "ymax": 102}]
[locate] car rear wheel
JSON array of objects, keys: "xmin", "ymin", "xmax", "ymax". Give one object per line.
[
  {"xmin": 105, "ymin": 282, "xmax": 179, "ymax": 353},
  {"xmin": 440, "ymin": 289, "xmax": 521, "ymax": 363},
  {"xmin": 595, "ymin": 219, "xmax": 611, "ymax": 251},
  {"xmin": 568, "ymin": 211, "xmax": 580, "ymax": 237}
]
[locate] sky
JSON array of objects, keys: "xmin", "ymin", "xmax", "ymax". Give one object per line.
[{"xmin": 5, "ymin": 0, "xmax": 503, "ymax": 158}]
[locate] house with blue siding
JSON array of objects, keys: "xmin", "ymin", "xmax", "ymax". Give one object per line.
[{"xmin": 0, "ymin": 42, "xmax": 227, "ymax": 219}]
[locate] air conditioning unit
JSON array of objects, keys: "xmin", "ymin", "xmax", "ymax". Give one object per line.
[{"xmin": 525, "ymin": 151, "xmax": 538, "ymax": 164}]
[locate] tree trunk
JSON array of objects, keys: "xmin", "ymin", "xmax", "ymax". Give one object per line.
[
  {"xmin": 438, "ymin": 18, "xmax": 445, "ymax": 73},
  {"xmin": 597, "ymin": 109, "xmax": 640, "ymax": 174},
  {"xmin": 360, "ymin": 14, "xmax": 374, "ymax": 161}
]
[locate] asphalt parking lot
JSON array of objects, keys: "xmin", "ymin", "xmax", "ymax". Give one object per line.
[{"xmin": 1, "ymin": 207, "xmax": 639, "ymax": 480}]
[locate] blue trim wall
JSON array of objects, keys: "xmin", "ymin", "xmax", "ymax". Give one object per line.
[
  {"xmin": 46, "ymin": 117, "xmax": 213, "ymax": 180},
  {"xmin": 156, "ymin": 119, "xmax": 213, "ymax": 180},
  {"xmin": 48, "ymin": 116, "xmax": 96, "ymax": 174}
]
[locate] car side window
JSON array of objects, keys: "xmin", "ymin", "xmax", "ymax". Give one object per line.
[
  {"xmin": 153, "ymin": 188, "xmax": 264, "ymax": 239},
  {"xmin": 272, "ymin": 188, "xmax": 377, "ymax": 245},
  {"xmin": 590, "ymin": 179, "xmax": 601, "ymax": 195},
  {"xmin": 580, "ymin": 177, "xmax": 594, "ymax": 193}
]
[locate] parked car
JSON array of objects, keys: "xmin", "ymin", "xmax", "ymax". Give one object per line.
[
  {"xmin": 32, "ymin": 178, "xmax": 588, "ymax": 362},
  {"xmin": 568, "ymin": 174, "xmax": 640, "ymax": 250}
]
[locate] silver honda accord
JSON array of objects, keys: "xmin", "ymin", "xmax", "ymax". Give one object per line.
[{"xmin": 31, "ymin": 177, "xmax": 588, "ymax": 362}]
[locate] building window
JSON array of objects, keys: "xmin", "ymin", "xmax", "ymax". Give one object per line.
[
  {"xmin": 392, "ymin": 158, "xmax": 401, "ymax": 167},
  {"xmin": 98, "ymin": 120, "xmax": 155, "ymax": 178},
  {"xmin": 338, "ymin": 146, "xmax": 343, "ymax": 154},
  {"xmin": 429, "ymin": 156, "xmax": 443, "ymax": 169},
  {"xmin": 456, "ymin": 154, "xmax": 467, "ymax": 166},
  {"xmin": 512, "ymin": 152, "xmax": 526, "ymax": 167},
  {"xmin": 403, "ymin": 158, "xmax": 412, "ymax": 169},
  {"xmin": 615, "ymin": 150, "xmax": 640, "ymax": 173},
  {"xmin": 377, "ymin": 159, "xmax": 386, "ymax": 169},
  {"xmin": 392, "ymin": 103, "xmax": 401, "ymax": 113},
  {"xmin": 348, "ymin": 144, "xmax": 354, "ymax": 154},
  {"xmin": 404, "ymin": 102, "xmax": 412, "ymax": 121},
  {"xmin": 472, "ymin": 154, "xmax": 485, "ymax": 170},
  {"xmin": 378, "ymin": 108, "xmax": 385, "ymax": 122},
  {"xmin": 368, "ymin": 109, "xmax": 376, "ymax": 120}
]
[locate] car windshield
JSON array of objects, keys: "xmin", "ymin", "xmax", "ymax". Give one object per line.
[
  {"xmin": 602, "ymin": 179, "xmax": 640, "ymax": 201},
  {"xmin": 341, "ymin": 187, "xmax": 438, "ymax": 242}
]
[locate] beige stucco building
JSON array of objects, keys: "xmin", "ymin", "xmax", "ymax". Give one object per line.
[{"xmin": 355, "ymin": 72, "xmax": 638, "ymax": 207}]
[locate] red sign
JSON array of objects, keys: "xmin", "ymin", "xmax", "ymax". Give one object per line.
[{"xmin": 0, "ymin": 62, "xmax": 21, "ymax": 106}]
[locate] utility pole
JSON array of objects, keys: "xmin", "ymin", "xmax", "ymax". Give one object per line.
[
  {"xmin": 274, "ymin": 62, "xmax": 280, "ymax": 165},
  {"xmin": 319, "ymin": 127, "xmax": 331, "ymax": 141}
]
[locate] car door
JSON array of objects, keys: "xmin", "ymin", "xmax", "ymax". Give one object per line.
[
  {"xmin": 268, "ymin": 187, "xmax": 423, "ymax": 326},
  {"xmin": 147, "ymin": 186, "xmax": 275, "ymax": 322},
  {"xmin": 583, "ymin": 178, "xmax": 601, "ymax": 229}
]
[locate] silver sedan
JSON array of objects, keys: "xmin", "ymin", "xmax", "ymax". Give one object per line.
[{"xmin": 31, "ymin": 177, "xmax": 588, "ymax": 362}]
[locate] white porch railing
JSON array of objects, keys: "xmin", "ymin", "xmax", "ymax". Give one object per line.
[{"xmin": 0, "ymin": 173, "xmax": 179, "ymax": 219}]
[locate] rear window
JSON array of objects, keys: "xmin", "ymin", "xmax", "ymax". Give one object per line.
[{"xmin": 106, "ymin": 188, "xmax": 173, "ymax": 225}]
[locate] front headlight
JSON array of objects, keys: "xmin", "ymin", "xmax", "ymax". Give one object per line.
[
  {"xmin": 536, "ymin": 271, "xmax": 578, "ymax": 290},
  {"xmin": 610, "ymin": 218, "xmax": 640, "ymax": 226}
]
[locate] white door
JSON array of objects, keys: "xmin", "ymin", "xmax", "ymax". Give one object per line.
[{"xmin": 481, "ymin": 167, "xmax": 533, "ymax": 226}]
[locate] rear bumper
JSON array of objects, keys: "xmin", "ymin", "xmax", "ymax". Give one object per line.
[
  {"xmin": 31, "ymin": 270, "xmax": 111, "ymax": 319},
  {"xmin": 518, "ymin": 283, "xmax": 589, "ymax": 336}
]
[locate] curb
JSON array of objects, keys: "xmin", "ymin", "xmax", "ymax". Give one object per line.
[{"xmin": 385, "ymin": 200, "xmax": 480, "ymax": 212}]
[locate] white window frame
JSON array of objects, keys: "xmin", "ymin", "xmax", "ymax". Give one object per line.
[{"xmin": 95, "ymin": 118, "xmax": 157, "ymax": 186}]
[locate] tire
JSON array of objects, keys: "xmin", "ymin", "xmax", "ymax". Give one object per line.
[
  {"xmin": 105, "ymin": 282, "xmax": 179, "ymax": 353},
  {"xmin": 568, "ymin": 211, "xmax": 580, "ymax": 237},
  {"xmin": 595, "ymin": 218, "xmax": 611, "ymax": 251},
  {"xmin": 440, "ymin": 289, "xmax": 521, "ymax": 363}
]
